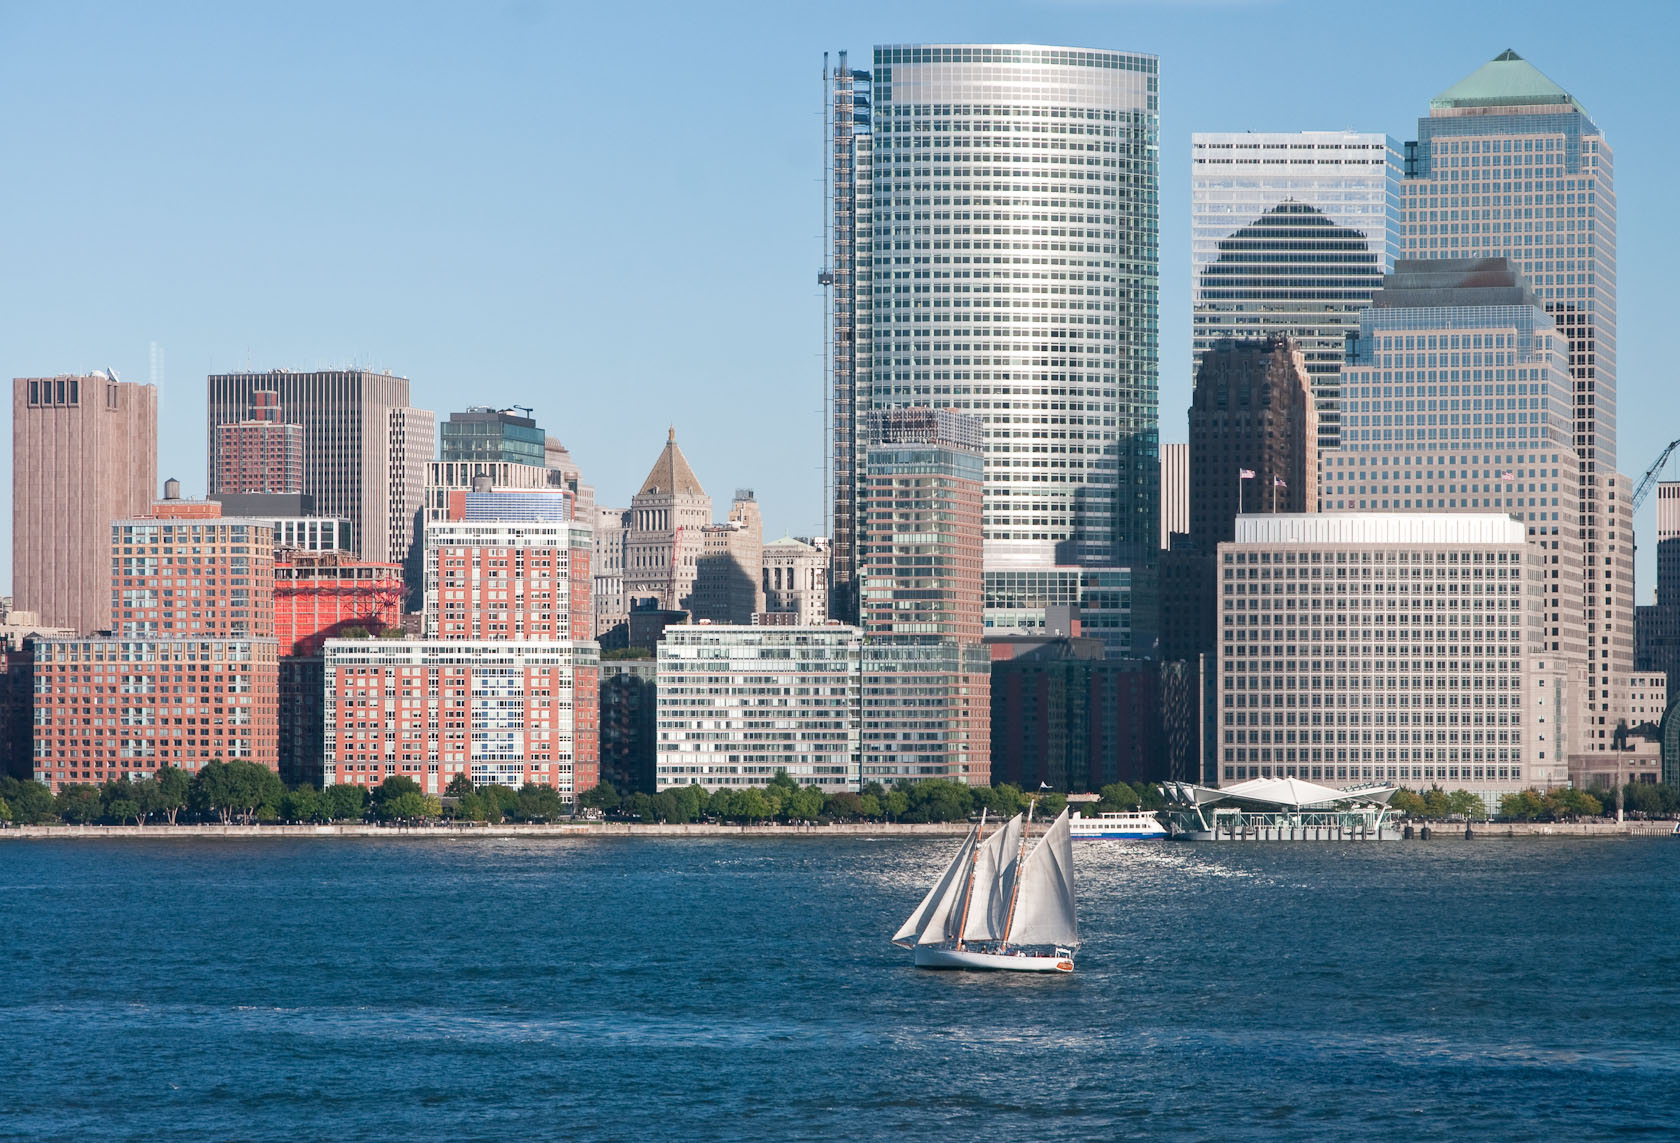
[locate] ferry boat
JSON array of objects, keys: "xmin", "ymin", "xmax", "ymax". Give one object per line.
[{"xmin": 1069, "ymin": 811, "xmax": 1167, "ymax": 840}]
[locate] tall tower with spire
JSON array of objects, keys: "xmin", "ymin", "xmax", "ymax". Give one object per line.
[
  {"xmin": 623, "ymin": 429, "xmax": 713, "ymax": 614},
  {"xmin": 1401, "ymin": 49, "xmax": 1628, "ymax": 754}
]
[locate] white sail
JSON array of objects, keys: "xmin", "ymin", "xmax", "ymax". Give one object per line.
[
  {"xmin": 960, "ymin": 812, "xmax": 1024, "ymax": 942},
  {"xmin": 1004, "ymin": 808, "xmax": 1079, "ymax": 949},
  {"xmin": 892, "ymin": 823, "xmax": 978, "ymax": 947}
]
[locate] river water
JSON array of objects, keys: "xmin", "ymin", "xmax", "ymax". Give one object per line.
[{"xmin": 1, "ymin": 835, "xmax": 1675, "ymax": 1141}]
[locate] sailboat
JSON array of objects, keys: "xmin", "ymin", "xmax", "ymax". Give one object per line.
[{"xmin": 892, "ymin": 804, "xmax": 1079, "ymax": 973}]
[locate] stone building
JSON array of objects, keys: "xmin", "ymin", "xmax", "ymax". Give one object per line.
[{"xmin": 623, "ymin": 430, "xmax": 711, "ymax": 615}]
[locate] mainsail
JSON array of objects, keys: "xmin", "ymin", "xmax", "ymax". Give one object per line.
[
  {"xmin": 960, "ymin": 812, "xmax": 1024, "ymax": 943},
  {"xmin": 892, "ymin": 821, "xmax": 979, "ymax": 948},
  {"xmin": 1003, "ymin": 808, "xmax": 1079, "ymax": 949}
]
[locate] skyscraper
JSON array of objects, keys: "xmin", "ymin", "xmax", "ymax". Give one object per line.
[
  {"xmin": 827, "ymin": 44, "xmax": 1161, "ymax": 623},
  {"xmin": 1191, "ymin": 132, "xmax": 1402, "ymax": 453},
  {"xmin": 440, "ymin": 406, "xmax": 546, "ymax": 466},
  {"xmin": 12, "ymin": 374, "xmax": 158, "ymax": 633},
  {"xmin": 1400, "ymin": 50, "xmax": 1627, "ymax": 746},
  {"xmin": 623, "ymin": 430, "xmax": 711, "ymax": 614},
  {"xmin": 206, "ymin": 370, "xmax": 434, "ymax": 570}
]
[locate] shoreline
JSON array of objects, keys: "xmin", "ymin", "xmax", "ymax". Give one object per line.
[{"xmin": 0, "ymin": 820, "xmax": 1673, "ymax": 841}]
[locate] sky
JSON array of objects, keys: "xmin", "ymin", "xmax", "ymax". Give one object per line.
[{"xmin": 3, "ymin": 0, "xmax": 1677, "ymax": 594}]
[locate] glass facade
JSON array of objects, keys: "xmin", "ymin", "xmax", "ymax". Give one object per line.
[
  {"xmin": 1191, "ymin": 132, "xmax": 1401, "ymax": 453},
  {"xmin": 832, "ymin": 43, "xmax": 1160, "ymax": 589},
  {"xmin": 440, "ymin": 407, "xmax": 546, "ymax": 466}
]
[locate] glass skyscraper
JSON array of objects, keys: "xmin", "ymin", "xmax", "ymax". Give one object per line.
[
  {"xmin": 826, "ymin": 44, "xmax": 1160, "ymax": 624},
  {"xmin": 1191, "ymin": 132, "xmax": 1402, "ymax": 453},
  {"xmin": 1400, "ymin": 50, "xmax": 1628, "ymax": 749}
]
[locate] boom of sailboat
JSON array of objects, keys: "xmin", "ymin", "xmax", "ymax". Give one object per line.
[{"xmin": 892, "ymin": 804, "xmax": 1079, "ymax": 973}]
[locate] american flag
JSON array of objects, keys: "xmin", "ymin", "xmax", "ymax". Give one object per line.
[
  {"xmin": 1500, "ymin": 471, "xmax": 1515, "ymax": 480},
  {"xmin": 1274, "ymin": 477, "xmax": 1287, "ymax": 488},
  {"xmin": 1239, "ymin": 468, "xmax": 1256, "ymax": 479}
]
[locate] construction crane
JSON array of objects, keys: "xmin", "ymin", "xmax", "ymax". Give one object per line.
[{"xmin": 1632, "ymin": 438, "xmax": 1680, "ymax": 511}]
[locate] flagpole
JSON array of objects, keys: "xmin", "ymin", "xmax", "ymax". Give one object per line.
[
  {"xmin": 1272, "ymin": 476, "xmax": 1277, "ymax": 514},
  {"xmin": 1238, "ymin": 468, "xmax": 1243, "ymax": 515}
]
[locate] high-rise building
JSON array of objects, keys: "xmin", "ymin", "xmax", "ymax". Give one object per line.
[
  {"xmin": 1324, "ymin": 258, "xmax": 1587, "ymax": 752},
  {"xmin": 624, "ymin": 430, "xmax": 711, "ymax": 614},
  {"xmin": 592, "ymin": 506, "xmax": 630, "ymax": 640},
  {"xmin": 859, "ymin": 408, "xmax": 990, "ymax": 785},
  {"xmin": 599, "ymin": 659, "xmax": 657, "ymax": 794},
  {"xmin": 1187, "ymin": 337, "xmax": 1319, "ymax": 551},
  {"xmin": 656, "ymin": 625, "xmax": 863, "ymax": 792},
  {"xmin": 1400, "ymin": 50, "xmax": 1627, "ymax": 744},
  {"xmin": 206, "ymin": 370, "xmax": 434, "ymax": 570},
  {"xmin": 31, "ymin": 494, "xmax": 279, "ymax": 790},
  {"xmin": 1158, "ymin": 442, "xmax": 1188, "ymax": 549},
  {"xmin": 1216, "ymin": 513, "xmax": 1556, "ymax": 795},
  {"xmin": 214, "ymin": 391, "xmax": 303, "ymax": 495},
  {"xmin": 439, "ymin": 406, "xmax": 545, "ymax": 466},
  {"xmin": 826, "ymin": 44, "xmax": 1161, "ymax": 623},
  {"xmin": 1191, "ymin": 132, "xmax": 1403, "ymax": 453},
  {"xmin": 13, "ymin": 374, "xmax": 158, "ymax": 633}
]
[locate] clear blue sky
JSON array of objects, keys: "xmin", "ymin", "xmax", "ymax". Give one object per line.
[{"xmin": 2, "ymin": 0, "xmax": 1676, "ymax": 594}]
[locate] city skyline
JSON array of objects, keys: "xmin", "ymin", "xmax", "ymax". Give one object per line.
[{"xmin": 3, "ymin": 3, "xmax": 1674, "ymax": 596}]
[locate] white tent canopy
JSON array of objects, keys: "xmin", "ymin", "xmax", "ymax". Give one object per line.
[{"xmin": 1162, "ymin": 778, "xmax": 1396, "ymax": 810}]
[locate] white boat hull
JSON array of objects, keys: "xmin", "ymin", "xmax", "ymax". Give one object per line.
[
  {"xmin": 913, "ymin": 945, "xmax": 1074, "ymax": 973},
  {"xmin": 1069, "ymin": 827, "xmax": 1167, "ymax": 840}
]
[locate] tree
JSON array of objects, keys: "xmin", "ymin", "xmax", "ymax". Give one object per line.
[
  {"xmin": 55, "ymin": 784, "xmax": 103, "ymax": 824},
  {"xmin": 381, "ymin": 791, "xmax": 440, "ymax": 821},
  {"xmin": 372, "ymin": 776, "xmax": 426, "ymax": 822},
  {"xmin": 190, "ymin": 760, "xmax": 283, "ymax": 824},
  {"xmin": 826, "ymin": 791, "xmax": 865, "ymax": 821},
  {"xmin": 0, "ymin": 795, "xmax": 11, "ymax": 824},
  {"xmin": 858, "ymin": 793, "xmax": 882, "ymax": 820},
  {"xmin": 1390, "ymin": 789, "xmax": 1428, "ymax": 818},
  {"xmin": 882, "ymin": 790, "xmax": 909, "ymax": 822},
  {"xmin": 444, "ymin": 773, "xmax": 475, "ymax": 799},
  {"xmin": 578, "ymin": 782, "xmax": 620, "ymax": 812},
  {"xmin": 1096, "ymin": 782, "xmax": 1141, "ymax": 813},
  {"xmin": 152, "ymin": 767, "xmax": 190, "ymax": 825},
  {"xmin": 1446, "ymin": 790, "xmax": 1487, "ymax": 820},
  {"xmin": 782, "ymin": 786, "xmax": 824, "ymax": 823},
  {"xmin": 1498, "ymin": 789, "xmax": 1545, "ymax": 821},
  {"xmin": 669, "ymin": 783, "xmax": 704, "ymax": 823},
  {"xmin": 100, "ymin": 779, "xmax": 144, "ymax": 826},
  {"xmin": 0, "ymin": 778, "xmax": 58, "ymax": 825},
  {"xmin": 322, "ymin": 783, "xmax": 370, "ymax": 822},
  {"xmin": 902, "ymin": 780, "xmax": 973, "ymax": 823},
  {"xmin": 281, "ymin": 786, "xmax": 325, "ymax": 823},
  {"xmin": 514, "ymin": 782, "xmax": 565, "ymax": 823}
]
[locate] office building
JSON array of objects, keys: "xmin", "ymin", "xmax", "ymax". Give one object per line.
[
  {"xmin": 12, "ymin": 374, "xmax": 158, "ymax": 633},
  {"xmin": 624, "ymin": 430, "xmax": 711, "ymax": 614},
  {"xmin": 1159, "ymin": 442, "xmax": 1188, "ymax": 549},
  {"xmin": 759, "ymin": 536, "xmax": 830, "ymax": 625},
  {"xmin": 656, "ymin": 625, "xmax": 863, "ymax": 792},
  {"xmin": 593, "ymin": 506, "xmax": 630, "ymax": 640},
  {"xmin": 214, "ymin": 390, "xmax": 303, "ymax": 495},
  {"xmin": 440, "ymin": 406, "xmax": 545, "ymax": 466},
  {"xmin": 858, "ymin": 408, "xmax": 990, "ymax": 785},
  {"xmin": 31, "ymin": 493, "xmax": 279, "ymax": 790},
  {"xmin": 1635, "ymin": 482, "xmax": 1680, "ymax": 700},
  {"xmin": 206, "ymin": 370, "xmax": 434, "ymax": 569},
  {"xmin": 1216, "ymin": 513, "xmax": 1558, "ymax": 796},
  {"xmin": 1400, "ymin": 50, "xmax": 1628, "ymax": 741},
  {"xmin": 826, "ymin": 44, "xmax": 1162, "ymax": 624},
  {"xmin": 987, "ymin": 635, "xmax": 1162, "ymax": 791},
  {"xmin": 1191, "ymin": 132, "xmax": 1403, "ymax": 452},
  {"xmin": 1324, "ymin": 258, "xmax": 1589, "ymax": 749},
  {"xmin": 693, "ymin": 491, "xmax": 764, "ymax": 624},
  {"xmin": 982, "ymin": 566, "xmax": 1152, "ymax": 659}
]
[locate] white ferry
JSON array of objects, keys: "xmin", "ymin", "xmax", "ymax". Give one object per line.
[{"xmin": 1069, "ymin": 811, "xmax": 1167, "ymax": 840}]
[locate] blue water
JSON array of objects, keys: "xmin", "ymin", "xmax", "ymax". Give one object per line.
[{"xmin": 2, "ymin": 835, "xmax": 1676, "ymax": 1141}]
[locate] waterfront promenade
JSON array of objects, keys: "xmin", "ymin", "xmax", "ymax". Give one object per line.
[{"xmin": 1, "ymin": 819, "xmax": 1672, "ymax": 840}]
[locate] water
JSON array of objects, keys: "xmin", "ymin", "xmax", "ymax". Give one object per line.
[{"xmin": 1, "ymin": 835, "xmax": 1676, "ymax": 1141}]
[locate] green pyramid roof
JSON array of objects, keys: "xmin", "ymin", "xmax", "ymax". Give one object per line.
[{"xmin": 1430, "ymin": 50, "xmax": 1586, "ymax": 115}]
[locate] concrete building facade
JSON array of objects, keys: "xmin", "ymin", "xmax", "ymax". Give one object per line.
[
  {"xmin": 13, "ymin": 374, "xmax": 158, "ymax": 633},
  {"xmin": 206, "ymin": 370, "xmax": 433, "ymax": 569},
  {"xmin": 1216, "ymin": 514, "xmax": 1559, "ymax": 798},
  {"xmin": 759, "ymin": 536, "xmax": 830, "ymax": 625}
]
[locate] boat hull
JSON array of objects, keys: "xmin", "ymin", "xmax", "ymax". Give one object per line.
[
  {"xmin": 913, "ymin": 945, "xmax": 1074, "ymax": 973},
  {"xmin": 1069, "ymin": 828, "xmax": 1167, "ymax": 840}
]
